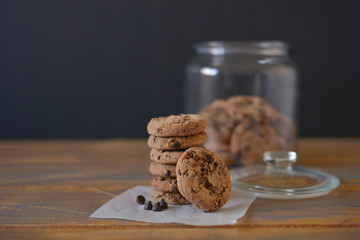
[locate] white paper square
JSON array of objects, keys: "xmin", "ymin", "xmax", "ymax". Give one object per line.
[{"xmin": 90, "ymin": 185, "xmax": 256, "ymax": 226}]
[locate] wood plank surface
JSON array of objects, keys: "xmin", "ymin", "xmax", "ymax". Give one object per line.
[
  {"xmin": 1, "ymin": 228, "xmax": 360, "ymax": 240},
  {"xmin": 0, "ymin": 138, "xmax": 359, "ymax": 239}
]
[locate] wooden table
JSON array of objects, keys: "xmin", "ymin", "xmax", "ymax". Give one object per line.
[{"xmin": 0, "ymin": 138, "xmax": 359, "ymax": 239}]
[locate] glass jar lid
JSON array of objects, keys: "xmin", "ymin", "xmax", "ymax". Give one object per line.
[
  {"xmin": 194, "ymin": 41, "xmax": 289, "ymax": 55},
  {"xmin": 230, "ymin": 151, "xmax": 340, "ymax": 199}
]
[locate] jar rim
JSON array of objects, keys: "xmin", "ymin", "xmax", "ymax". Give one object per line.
[{"xmin": 194, "ymin": 41, "xmax": 289, "ymax": 55}]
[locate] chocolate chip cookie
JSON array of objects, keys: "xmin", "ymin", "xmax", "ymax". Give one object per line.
[
  {"xmin": 151, "ymin": 176, "xmax": 179, "ymax": 192},
  {"xmin": 149, "ymin": 148, "xmax": 184, "ymax": 164},
  {"xmin": 151, "ymin": 189, "xmax": 190, "ymax": 205},
  {"xmin": 226, "ymin": 95, "xmax": 278, "ymax": 124},
  {"xmin": 230, "ymin": 122, "xmax": 286, "ymax": 165},
  {"xmin": 200, "ymin": 95, "xmax": 297, "ymax": 166},
  {"xmin": 200, "ymin": 100, "xmax": 235, "ymax": 144},
  {"xmin": 176, "ymin": 147, "xmax": 232, "ymax": 212},
  {"xmin": 149, "ymin": 162, "xmax": 176, "ymax": 177},
  {"xmin": 147, "ymin": 133, "xmax": 207, "ymax": 150},
  {"xmin": 147, "ymin": 114, "xmax": 207, "ymax": 137}
]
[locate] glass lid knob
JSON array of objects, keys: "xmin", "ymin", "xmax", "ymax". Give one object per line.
[{"xmin": 263, "ymin": 151, "xmax": 297, "ymax": 170}]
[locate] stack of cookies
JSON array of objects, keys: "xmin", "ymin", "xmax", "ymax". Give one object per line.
[
  {"xmin": 200, "ymin": 95, "xmax": 296, "ymax": 166},
  {"xmin": 147, "ymin": 114, "xmax": 207, "ymax": 205}
]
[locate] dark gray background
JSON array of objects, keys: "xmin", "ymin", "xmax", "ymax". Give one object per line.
[{"xmin": 1, "ymin": 0, "xmax": 359, "ymax": 138}]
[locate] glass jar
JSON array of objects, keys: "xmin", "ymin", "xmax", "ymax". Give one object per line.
[{"xmin": 184, "ymin": 41, "xmax": 299, "ymax": 167}]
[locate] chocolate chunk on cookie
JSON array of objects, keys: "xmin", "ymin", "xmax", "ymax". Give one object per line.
[
  {"xmin": 176, "ymin": 147, "xmax": 232, "ymax": 212},
  {"xmin": 151, "ymin": 176, "xmax": 179, "ymax": 192},
  {"xmin": 151, "ymin": 189, "xmax": 190, "ymax": 205},
  {"xmin": 149, "ymin": 148, "xmax": 184, "ymax": 164},
  {"xmin": 149, "ymin": 162, "xmax": 176, "ymax": 177},
  {"xmin": 147, "ymin": 114, "xmax": 207, "ymax": 137},
  {"xmin": 147, "ymin": 133, "xmax": 207, "ymax": 150}
]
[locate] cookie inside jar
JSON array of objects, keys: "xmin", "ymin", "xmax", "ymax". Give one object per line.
[{"xmin": 200, "ymin": 95, "xmax": 297, "ymax": 166}]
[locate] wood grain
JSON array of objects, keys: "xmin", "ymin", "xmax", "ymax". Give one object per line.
[
  {"xmin": 1, "ymin": 228, "xmax": 360, "ymax": 240},
  {"xmin": 0, "ymin": 138, "xmax": 359, "ymax": 239}
]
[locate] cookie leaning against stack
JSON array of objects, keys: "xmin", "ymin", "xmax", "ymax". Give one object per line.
[
  {"xmin": 147, "ymin": 114, "xmax": 207, "ymax": 205},
  {"xmin": 176, "ymin": 146, "xmax": 232, "ymax": 212}
]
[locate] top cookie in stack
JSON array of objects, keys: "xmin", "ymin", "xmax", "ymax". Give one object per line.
[
  {"xmin": 147, "ymin": 114, "xmax": 207, "ymax": 205},
  {"xmin": 147, "ymin": 114, "xmax": 207, "ymax": 150},
  {"xmin": 147, "ymin": 114, "xmax": 207, "ymax": 136}
]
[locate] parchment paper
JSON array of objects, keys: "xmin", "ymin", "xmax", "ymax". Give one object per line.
[{"xmin": 90, "ymin": 185, "xmax": 256, "ymax": 226}]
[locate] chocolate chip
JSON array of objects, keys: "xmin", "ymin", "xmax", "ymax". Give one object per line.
[
  {"xmin": 199, "ymin": 177, "xmax": 205, "ymax": 185},
  {"xmin": 144, "ymin": 201, "xmax": 153, "ymax": 210},
  {"xmin": 187, "ymin": 150, "xmax": 195, "ymax": 158},
  {"xmin": 157, "ymin": 156, "xmax": 161, "ymax": 160},
  {"xmin": 174, "ymin": 179, "xmax": 177, "ymax": 184},
  {"xmin": 160, "ymin": 199, "xmax": 168, "ymax": 209},
  {"xmin": 136, "ymin": 195, "xmax": 145, "ymax": 204},
  {"xmin": 172, "ymin": 186, "xmax": 178, "ymax": 192},
  {"xmin": 214, "ymin": 162, "xmax": 218, "ymax": 168},
  {"xmin": 201, "ymin": 168, "xmax": 208, "ymax": 174},
  {"xmin": 169, "ymin": 139, "xmax": 180, "ymax": 149},
  {"xmin": 153, "ymin": 202, "xmax": 162, "ymax": 211},
  {"xmin": 160, "ymin": 177, "xmax": 166, "ymax": 181},
  {"xmin": 205, "ymin": 182, "xmax": 213, "ymax": 188},
  {"xmin": 164, "ymin": 170, "xmax": 171, "ymax": 177},
  {"xmin": 185, "ymin": 172, "xmax": 189, "ymax": 177},
  {"xmin": 205, "ymin": 154, "xmax": 214, "ymax": 163}
]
